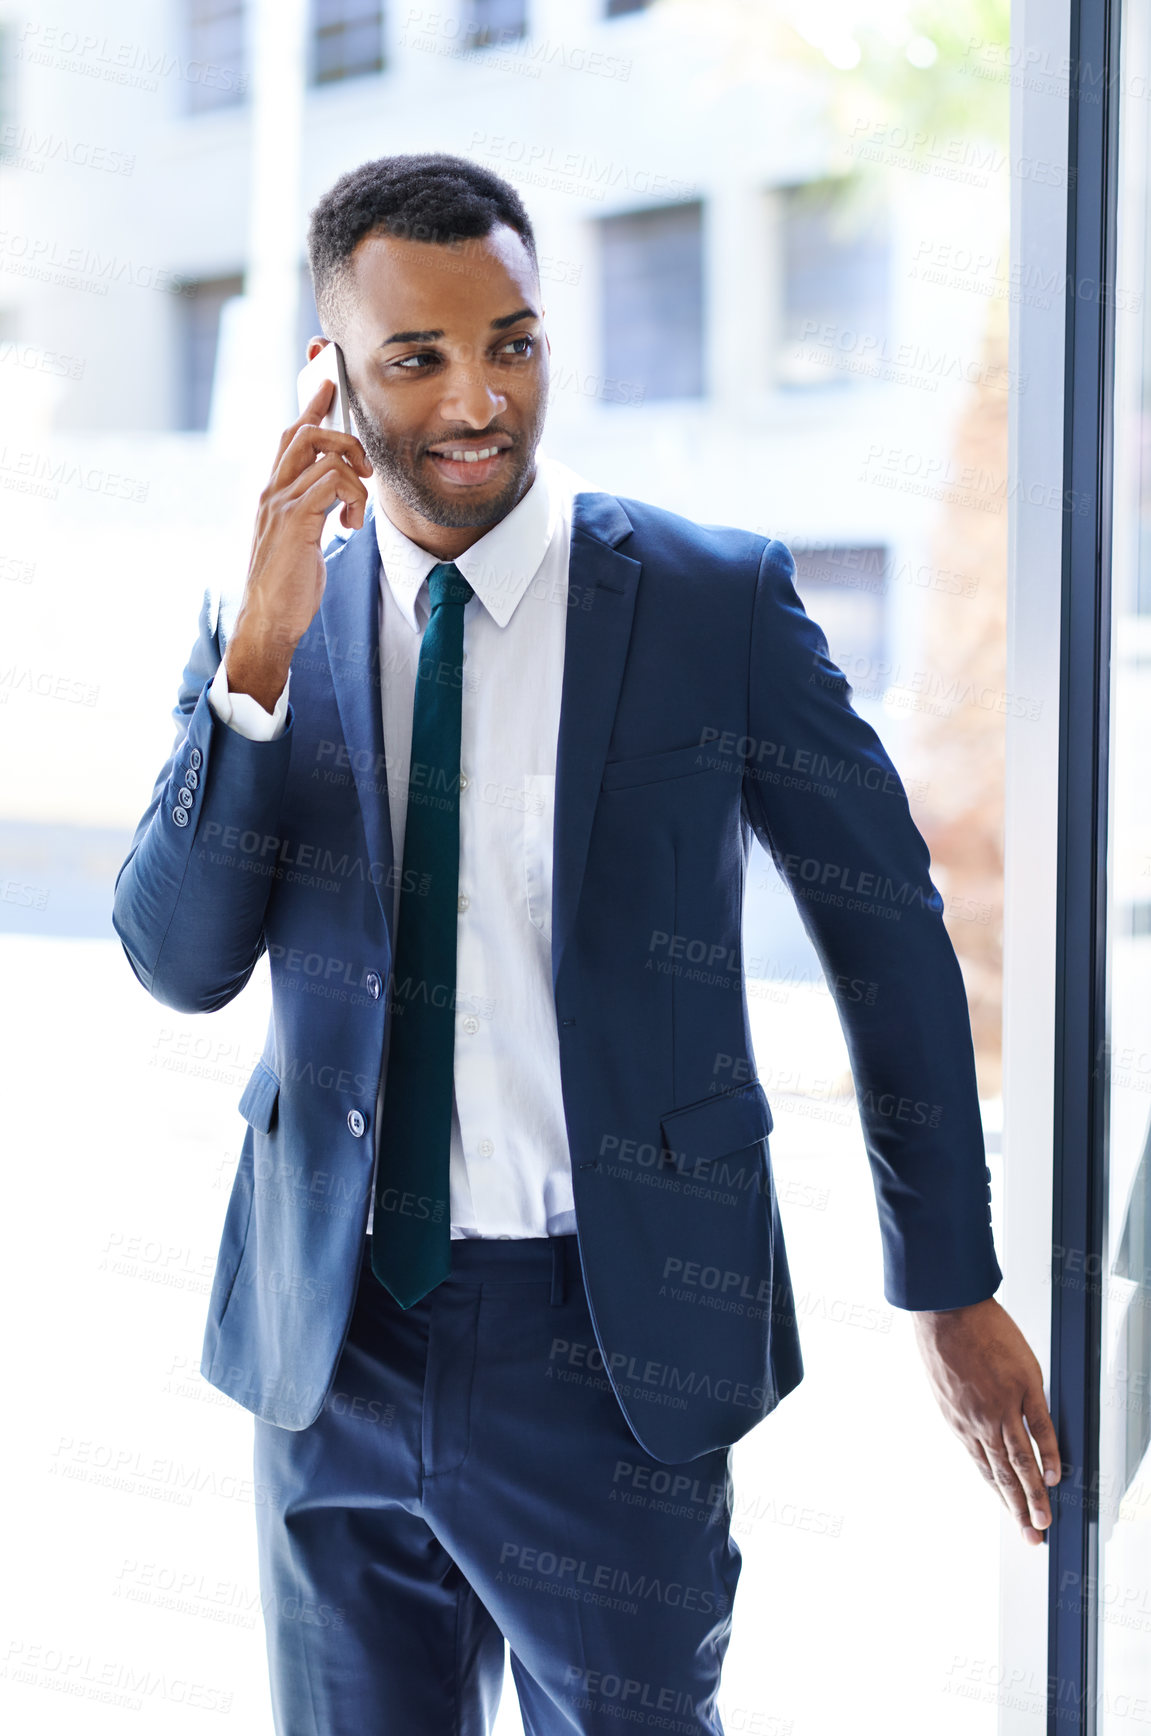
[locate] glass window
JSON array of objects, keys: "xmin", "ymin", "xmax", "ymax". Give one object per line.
[
  {"xmin": 605, "ymin": 0, "xmax": 651, "ymax": 16},
  {"xmin": 310, "ymin": 0, "xmax": 384, "ymax": 85},
  {"xmin": 789, "ymin": 545, "xmax": 888, "ymax": 677},
  {"xmin": 177, "ymin": 275, "xmax": 244, "ymax": 431},
  {"xmin": 600, "ymin": 202, "xmax": 704, "ymax": 403},
  {"xmin": 777, "ymin": 177, "xmax": 891, "ymax": 388},
  {"xmin": 184, "ymin": 0, "xmax": 247, "ymax": 114}
]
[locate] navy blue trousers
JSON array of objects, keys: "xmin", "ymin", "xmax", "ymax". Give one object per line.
[{"xmin": 253, "ymin": 1233, "xmax": 743, "ymax": 1735}]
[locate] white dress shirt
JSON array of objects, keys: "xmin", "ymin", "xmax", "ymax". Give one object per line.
[{"xmin": 207, "ymin": 450, "xmax": 597, "ymax": 1240}]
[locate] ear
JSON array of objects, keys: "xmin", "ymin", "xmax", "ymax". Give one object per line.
[{"xmin": 306, "ymin": 335, "xmax": 329, "ymax": 362}]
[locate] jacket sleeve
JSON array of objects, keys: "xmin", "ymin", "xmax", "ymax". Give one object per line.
[
  {"xmin": 742, "ymin": 537, "xmax": 1002, "ymax": 1311},
  {"xmin": 112, "ymin": 590, "xmax": 295, "ymax": 1014}
]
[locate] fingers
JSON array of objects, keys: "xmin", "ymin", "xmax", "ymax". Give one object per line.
[
  {"xmin": 979, "ymin": 1434, "xmax": 1028, "ymax": 1523},
  {"xmin": 971, "ymin": 1410, "xmax": 1054, "ymax": 1545},
  {"xmin": 979, "ymin": 1435, "xmax": 1045, "ymax": 1542},
  {"xmin": 274, "ymin": 421, "xmax": 372, "ymax": 491},
  {"xmin": 271, "ymin": 380, "xmax": 335, "ymax": 467},
  {"xmin": 290, "ymin": 456, "xmax": 370, "ymax": 532},
  {"xmin": 303, "ymin": 378, "xmax": 336, "ymax": 417},
  {"xmin": 1001, "ymin": 1414, "xmax": 1053, "ymax": 1532},
  {"xmin": 269, "ymin": 382, "xmax": 372, "ymax": 487},
  {"xmin": 968, "ymin": 1437, "xmax": 998, "ymax": 1491},
  {"xmin": 1023, "ymin": 1382, "xmax": 1062, "ymax": 1490}
]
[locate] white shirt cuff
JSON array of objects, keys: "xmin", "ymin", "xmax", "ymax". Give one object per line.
[{"xmin": 208, "ymin": 657, "xmax": 290, "ymax": 741}]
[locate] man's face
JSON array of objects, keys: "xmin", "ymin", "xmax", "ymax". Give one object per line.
[{"xmin": 319, "ymin": 224, "xmax": 550, "ymax": 538}]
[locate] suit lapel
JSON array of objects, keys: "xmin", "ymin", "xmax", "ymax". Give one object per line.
[
  {"xmin": 551, "ymin": 491, "xmax": 641, "ymax": 991},
  {"xmin": 318, "ymin": 489, "xmax": 641, "ymax": 983},
  {"xmin": 320, "ymin": 504, "xmax": 396, "ymax": 935}
]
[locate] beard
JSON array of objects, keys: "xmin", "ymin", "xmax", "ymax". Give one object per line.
[{"xmin": 345, "ymin": 379, "xmax": 546, "ymax": 531}]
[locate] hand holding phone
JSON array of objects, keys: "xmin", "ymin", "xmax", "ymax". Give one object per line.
[{"xmin": 222, "ymin": 347, "xmax": 372, "ymax": 711}]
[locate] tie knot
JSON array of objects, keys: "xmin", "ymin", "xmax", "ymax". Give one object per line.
[{"xmin": 427, "ymin": 561, "xmax": 474, "ymax": 611}]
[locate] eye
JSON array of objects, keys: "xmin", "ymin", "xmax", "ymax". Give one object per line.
[{"xmin": 391, "ymin": 333, "xmax": 536, "ymax": 372}]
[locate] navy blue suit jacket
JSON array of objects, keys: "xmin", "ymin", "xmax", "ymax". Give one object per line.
[{"xmin": 113, "ymin": 489, "xmax": 1001, "ymax": 1462}]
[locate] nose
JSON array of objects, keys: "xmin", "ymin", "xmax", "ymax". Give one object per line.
[{"xmin": 436, "ymin": 356, "xmax": 508, "ymax": 429}]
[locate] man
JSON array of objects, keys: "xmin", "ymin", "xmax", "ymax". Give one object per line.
[{"xmin": 114, "ymin": 153, "xmax": 1061, "ymax": 1736}]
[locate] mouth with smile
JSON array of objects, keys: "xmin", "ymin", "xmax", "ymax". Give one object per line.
[{"xmin": 425, "ymin": 436, "xmax": 513, "ymax": 486}]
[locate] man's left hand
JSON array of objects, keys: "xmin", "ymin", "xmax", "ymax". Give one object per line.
[{"xmin": 912, "ymin": 1296, "xmax": 1061, "ymax": 1545}]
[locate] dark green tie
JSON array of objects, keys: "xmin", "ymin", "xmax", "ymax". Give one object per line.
[{"xmin": 370, "ymin": 560, "xmax": 474, "ymax": 1308}]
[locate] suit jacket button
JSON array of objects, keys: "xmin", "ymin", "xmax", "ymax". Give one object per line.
[
  {"xmin": 189, "ymin": 747, "xmax": 202, "ymax": 770},
  {"xmin": 184, "ymin": 767, "xmax": 199, "ymax": 790},
  {"xmin": 347, "ymin": 1110, "xmax": 366, "ymax": 1137},
  {"xmin": 172, "ymin": 807, "xmax": 188, "ymax": 827},
  {"xmin": 177, "ymin": 786, "xmax": 194, "ymax": 808},
  {"xmin": 365, "ymin": 973, "xmax": 381, "ymax": 1000}
]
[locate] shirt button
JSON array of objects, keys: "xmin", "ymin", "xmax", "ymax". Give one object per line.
[
  {"xmin": 478, "ymin": 1138, "xmax": 494, "ymax": 1157},
  {"xmin": 172, "ymin": 807, "xmax": 188, "ymax": 827},
  {"xmin": 462, "ymin": 1015, "xmax": 479, "ymax": 1035},
  {"xmin": 189, "ymin": 747, "xmax": 202, "ymax": 770},
  {"xmin": 365, "ymin": 972, "xmax": 382, "ymax": 1000},
  {"xmin": 347, "ymin": 1109, "xmax": 366, "ymax": 1137},
  {"xmin": 459, "ymin": 772, "xmax": 469, "ymax": 790},
  {"xmin": 458, "ymin": 894, "xmax": 469, "ymax": 912}
]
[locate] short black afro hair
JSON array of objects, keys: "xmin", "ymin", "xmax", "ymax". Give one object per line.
[{"xmin": 306, "ymin": 151, "xmax": 539, "ymax": 335}]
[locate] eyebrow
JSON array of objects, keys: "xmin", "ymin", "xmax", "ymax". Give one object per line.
[{"xmin": 378, "ymin": 306, "xmax": 540, "ymax": 347}]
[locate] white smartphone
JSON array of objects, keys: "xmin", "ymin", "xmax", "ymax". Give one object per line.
[
  {"xmin": 295, "ymin": 341, "xmax": 361, "ymax": 534},
  {"xmin": 296, "ymin": 340, "xmax": 352, "ymax": 435}
]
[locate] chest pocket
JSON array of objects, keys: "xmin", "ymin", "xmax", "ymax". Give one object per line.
[
  {"xmin": 601, "ymin": 741, "xmax": 712, "ymax": 791},
  {"xmin": 523, "ymin": 773, "xmax": 555, "ymax": 940}
]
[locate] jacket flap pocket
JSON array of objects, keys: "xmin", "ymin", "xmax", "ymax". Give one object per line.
[
  {"xmin": 601, "ymin": 741, "xmax": 711, "ymax": 791},
  {"xmin": 659, "ymin": 1081, "xmax": 773, "ymax": 1164},
  {"xmin": 238, "ymin": 1059, "xmax": 280, "ymax": 1133}
]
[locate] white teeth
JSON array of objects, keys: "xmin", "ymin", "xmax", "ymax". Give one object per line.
[{"xmin": 437, "ymin": 446, "xmax": 501, "ymax": 462}]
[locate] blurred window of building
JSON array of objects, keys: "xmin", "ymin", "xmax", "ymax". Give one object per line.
[
  {"xmin": 600, "ymin": 202, "xmax": 705, "ymax": 403},
  {"xmin": 178, "ymin": 275, "xmax": 245, "ymax": 431},
  {"xmin": 776, "ymin": 177, "xmax": 891, "ymax": 388},
  {"xmin": 789, "ymin": 544, "xmax": 888, "ymax": 681},
  {"xmin": 461, "ymin": 0, "xmax": 528, "ymax": 49},
  {"xmin": 605, "ymin": 0, "xmax": 651, "ymax": 16},
  {"xmin": 310, "ymin": 0, "xmax": 385, "ymax": 85},
  {"xmin": 0, "ymin": 23, "xmax": 15, "ymax": 133},
  {"xmin": 184, "ymin": 0, "xmax": 247, "ymax": 114}
]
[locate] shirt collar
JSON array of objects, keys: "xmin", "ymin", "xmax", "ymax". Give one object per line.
[{"xmin": 373, "ymin": 451, "xmax": 560, "ymax": 632}]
